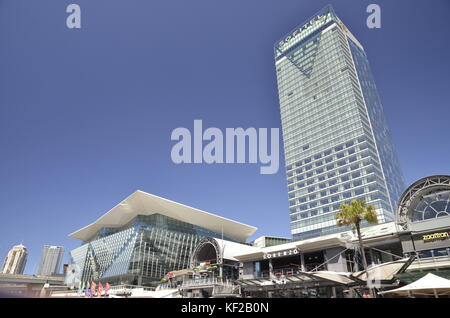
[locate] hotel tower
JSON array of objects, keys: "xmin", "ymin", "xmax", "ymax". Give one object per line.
[{"xmin": 274, "ymin": 6, "xmax": 405, "ymax": 240}]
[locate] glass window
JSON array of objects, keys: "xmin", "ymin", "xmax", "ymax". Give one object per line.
[
  {"xmin": 418, "ymin": 250, "xmax": 432, "ymax": 259},
  {"xmin": 353, "ymin": 180, "xmax": 362, "ymax": 187},
  {"xmin": 411, "ymin": 190, "xmax": 450, "ymax": 222},
  {"xmin": 433, "ymin": 248, "xmax": 449, "ymax": 258},
  {"xmin": 345, "ymin": 141, "xmax": 354, "ymax": 148}
]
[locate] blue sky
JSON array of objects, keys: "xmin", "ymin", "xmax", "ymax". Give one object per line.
[{"xmin": 0, "ymin": 0, "xmax": 449, "ymax": 274}]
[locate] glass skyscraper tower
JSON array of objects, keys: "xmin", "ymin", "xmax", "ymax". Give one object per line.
[
  {"xmin": 37, "ymin": 245, "xmax": 64, "ymax": 276},
  {"xmin": 275, "ymin": 6, "xmax": 405, "ymax": 240}
]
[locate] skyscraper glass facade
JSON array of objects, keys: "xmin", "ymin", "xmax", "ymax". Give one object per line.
[
  {"xmin": 37, "ymin": 245, "xmax": 64, "ymax": 276},
  {"xmin": 69, "ymin": 213, "xmax": 234, "ymax": 287},
  {"xmin": 274, "ymin": 6, "xmax": 405, "ymax": 240}
]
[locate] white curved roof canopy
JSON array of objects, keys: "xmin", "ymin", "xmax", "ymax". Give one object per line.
[
  {"xmin": 211, "ymin": 238, "xmax": 262, "ymax": 261},
  {"xmin": 69, "ymin": 190, "xmax": 257, "ymax": 243}
]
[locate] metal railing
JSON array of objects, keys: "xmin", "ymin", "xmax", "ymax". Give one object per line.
[
  {"xmin": 108, "ymin": 284, "xmax": 154, "ymax": 294},
  {"xmin": 180, "ymin": 278, "xmax": 237, "ymax": 288},
  {"xmin": 258, "ymin": 267, "xmax": 305, "ymax": 279},
  {"xmin": 181, "ymin": 277, "xmax": 220, "ymax": 287}
]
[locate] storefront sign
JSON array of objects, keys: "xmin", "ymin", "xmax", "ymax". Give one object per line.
[
  {"xmin": 422, "ymin": 230, "xmax": 450, "ymax": 242},
  {"xmin": 263, "ymin": 248, "xmax": 299, "ymax": 259}
]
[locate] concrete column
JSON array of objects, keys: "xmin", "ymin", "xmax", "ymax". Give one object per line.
[
  {"xmin": 332, "ymin": 286, "xmax": 337, "ymax": 298},
  {"xmin": 269, "ymin": 259, "xmax": 274, "ymax": 278},
  {"xmin": 369, "ymin": 249, "xmax": 375, "ymax": 267},
  {"xmin": 300, "ymin": 252, "xmax": 306, "ymax": 272}
]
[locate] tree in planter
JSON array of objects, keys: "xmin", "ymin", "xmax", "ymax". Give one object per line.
[{"xmin": 335, "ymin": 200, "xmax": 378, "ymax": 273}]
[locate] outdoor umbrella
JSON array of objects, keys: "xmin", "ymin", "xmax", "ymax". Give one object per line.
[{"xmin": 379, "ymin": 273, "xmax": 450, "ymax": 298}]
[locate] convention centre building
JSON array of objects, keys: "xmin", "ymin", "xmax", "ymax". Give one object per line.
[{"xmin": 67, "ymin": 190, "xmax": 257, "ymax": 287}]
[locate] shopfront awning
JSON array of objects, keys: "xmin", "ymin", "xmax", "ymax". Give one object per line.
[
  {"xmin": 236, "ymin": 271, "xmax": 357, "ymax": 288},
  {"xmin": 237, "ymin": 257, "xmax": 415, "ymax": 289}
]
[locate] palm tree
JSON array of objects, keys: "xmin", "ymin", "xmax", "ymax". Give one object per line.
[{"xmin": 335, "ymin": 200, "xmax": 378, "ymax": 273}]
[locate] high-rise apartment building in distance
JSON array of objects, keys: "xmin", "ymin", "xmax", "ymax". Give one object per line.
[
  {"xmin": 36, "ymin": 245, "xmax": 64, "ymax": 276},
  {"xmin": 2, "ymin": 244, "xmax": 28, "ymax": 274},
  {"xmin": 274, "ymin": 6, "xmax": 405, "ymax": 240}
]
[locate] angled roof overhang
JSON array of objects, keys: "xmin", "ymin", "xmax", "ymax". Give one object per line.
[{"xmin": 69, "ymin": 190, "xmax": 257, "ymax": 243}]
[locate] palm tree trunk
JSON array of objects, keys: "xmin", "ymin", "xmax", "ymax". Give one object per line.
[
  {"xmin": 355, "ymin": 222, "xmax": 368, "ymax": 272},
  {"xmin": 356, "ymin": 222, "xmax": 375, "ymax": 297}
]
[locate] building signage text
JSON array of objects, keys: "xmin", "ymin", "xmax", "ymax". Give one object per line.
[
  {"xmin": 422, "ymin": 231, "xmax": 450, "ymax": 242},
  {"xmin": 277, "ymin": 15, "xmax": 326, "ymax": 49},
  {"xmin": 263, "ymin": 248, "xmax": 299, "ymax": 259}
]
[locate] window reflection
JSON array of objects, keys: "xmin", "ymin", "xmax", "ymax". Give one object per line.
[{"xmin": 411, "ymin": 190, "xmax": 450, "ymax": 222}]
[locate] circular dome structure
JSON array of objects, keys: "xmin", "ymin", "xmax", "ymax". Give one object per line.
[
  {"xmin": 190, "ymin": 237, "xmax": 223, "ymax": 268},
  {"xmin": 397, "ymin": 175, "xmax": 450, "ymax": 231}
]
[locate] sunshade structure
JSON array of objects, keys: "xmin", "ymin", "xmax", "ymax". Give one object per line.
[
  {"xmin": 353, "ymin": 257, "xmax": 415, "ymax": 284},
  {"xmin": 379, "ymin": 273, "xmax": 450, "ymax": 298},
  {"xmin": 236, "ymin": 257, "xmax": 415, "ymax": 290}
]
